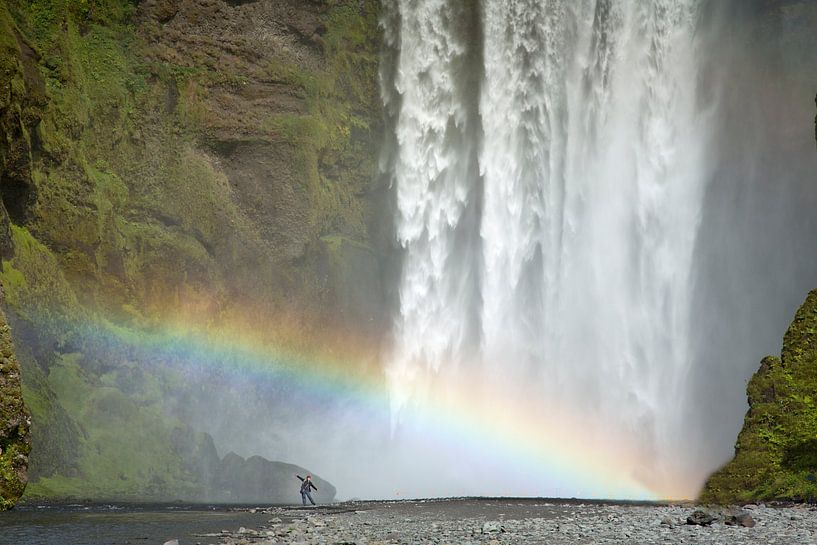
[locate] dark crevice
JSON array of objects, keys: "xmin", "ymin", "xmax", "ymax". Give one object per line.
[{"xmin": 0, "ymin": 172, "xmax": 35, "ymax": 225}]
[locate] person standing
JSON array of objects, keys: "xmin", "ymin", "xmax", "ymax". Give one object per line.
[{"xmin": 297, "ymin": 474, "xmax": 318, "ymax": 506}]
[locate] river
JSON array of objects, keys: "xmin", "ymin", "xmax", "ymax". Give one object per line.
[{"xmin": 0, "ymin": 503, "xmax": 275, "ymax": 545}]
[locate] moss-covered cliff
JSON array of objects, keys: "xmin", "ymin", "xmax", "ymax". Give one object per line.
[
  {"xmin": 0, "ymin": 304, "xmax": 30, "ymax": 510},
  {"xmin": 0, "ymin": 0, "xmax": 384, "ymax": 504},
  {"xmin": 701, "ymin": 292, "xmax": 817, "ymax": 503}
]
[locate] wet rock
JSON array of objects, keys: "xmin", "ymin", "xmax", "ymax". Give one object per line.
[
  {"xmin": 482, "ymin": 521, "xmax": 504, "ymax": 533},
  {"xmin": 660, "ymin": 516, "xmax": 674, "ymax": 526},
  {"xmin": 687, "ymin": 510, "xmax": 718, "ymax": 526},
  {"xmin": 211, "ymin": 501, "xmax": 817, "ymax": 545},
  {"xmin": 724, "ymin": 513, "xmax": 756, "ymax": 528}
]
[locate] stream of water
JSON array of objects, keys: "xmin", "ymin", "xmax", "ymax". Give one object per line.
[
  {"xmin": 0, "ymin": 504, "xmax": 271, "ymax": 545},
  {"xmin": 384, "ymin": 0, "xmax": 715, "ymax": 498}
]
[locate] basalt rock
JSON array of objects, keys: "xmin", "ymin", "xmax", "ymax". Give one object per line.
[
  {"xmin": 724, "ymin": 513, "xmax": 756, "ymax": 528},
  {"xmin": 686, "ymin": 510, "xmax": 717, "ymax": 526},
  {"xmin": 210, "ymin": 451, "xmax": 335, "ymax": 504},
  {"xmin": 172, "ymin": 428, "xmax": 336, "ymax": 504}
]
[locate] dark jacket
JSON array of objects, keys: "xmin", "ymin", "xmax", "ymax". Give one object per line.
[{"xmin": 297, "ymin": 475, "xmax": 318, "ymax": 493}]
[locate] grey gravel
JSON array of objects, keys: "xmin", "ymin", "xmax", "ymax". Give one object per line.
[{"xmin": 208, "ymin": 499, "xmax": 817, "ymax": 545}]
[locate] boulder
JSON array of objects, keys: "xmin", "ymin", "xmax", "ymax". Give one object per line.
[
  {"xmin": 724, "ymin": 513, "xmax": 756, "ymax": 528},
  {"xmin": 208, "ymin": 452, "xmax": 336, "ymax": 504},
  {"xmin": 170, "ymin": 429, "xmax": 337, "ymax": 504},
  {"xmin": 686, "ymin": 510, "xmax": 717, "ymax": 526},
  {"xmin": 482, "ymin": 521, "xmax": 504, "ymax": 533}
]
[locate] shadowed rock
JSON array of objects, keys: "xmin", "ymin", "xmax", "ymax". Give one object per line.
[
  {"xmin": 687, "ymin": 510, "xmax": 717, "ymax": 526},
  {"xmin": 724, "ymin": 513, "xmax": 756, "ymax": 528},
  {"xmin": 172, "ymin": 428, "xmax": 336, "ymax": 504}
]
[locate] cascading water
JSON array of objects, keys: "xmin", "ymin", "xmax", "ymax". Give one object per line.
[
  {"xmin": 384, "ymin": 0, "xmax": 483, "ymax": 417},
  {"xmin": 385, "ymin": 0, "xmax": 713, "ymax": 497}
]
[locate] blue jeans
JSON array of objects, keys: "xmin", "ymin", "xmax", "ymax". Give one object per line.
[{"xmin": 301, "ymin": 490, "xmax": 315, "ymax": 505}]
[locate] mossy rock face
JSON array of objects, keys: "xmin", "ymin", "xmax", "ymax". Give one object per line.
[
  {"xmin": 0, "ymin": 304, "xmax": 31, "ymax": 510},
  {"xmin": 0, "ymin": 0, "xmax": 383, "ymax": 502},
  {"xmin": 701, "ymin": 289, "xmax": 817, "ymax": 503},
  {"xmin": 0, "ymin": 4, "xmax": 45, "ymax": 258}
]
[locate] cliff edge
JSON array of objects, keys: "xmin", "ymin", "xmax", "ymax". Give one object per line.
[{"xmin": 701, "ymin": 289, "xmax": 817, "ymax": 503}]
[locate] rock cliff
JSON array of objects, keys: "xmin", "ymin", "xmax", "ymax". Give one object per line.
[
  {"xmin": 0, "ymin": 304, "xmax": 30, "ymax": 510},
  {"xmin": 701, "ymin": 294, "xmax": 817, "ymax": 503},
  {"xmin": 0, "ymin": 0, "xmax": 384, "ymax": 504}
]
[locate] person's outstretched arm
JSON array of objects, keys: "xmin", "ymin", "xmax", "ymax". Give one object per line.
[
  {"xmin": 311, "ymin": 481, "xmax": 318, "ymax": 491},
  {"xmin": 297, "ymin": 475, "xmax": 305, "ymax": 482}
]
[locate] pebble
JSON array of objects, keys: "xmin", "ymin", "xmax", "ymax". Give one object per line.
[{"xmin": 213, "ymin": 501, "xmax": 817, "ymax": 545}]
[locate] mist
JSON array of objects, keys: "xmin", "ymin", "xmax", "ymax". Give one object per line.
[{"xmin": 130, "ymin": 0, "xmax": 817, "ymax": 502}]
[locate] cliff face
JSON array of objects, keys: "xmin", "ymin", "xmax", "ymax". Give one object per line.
[
  {"xmin": 701, "ymin": 293, "xmax": 817, "ymax": 503},
  {"xmin": 0, "ymin": 0, "xmax": 384, "ymax": 503},
  {"xmin": 0, "ymin": 305, "xmax": 30, "ymax": 510}
]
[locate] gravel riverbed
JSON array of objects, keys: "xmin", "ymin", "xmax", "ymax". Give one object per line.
[{"xmin": 200, "ymin": 499, "xmax": 817, "ymax": 545}]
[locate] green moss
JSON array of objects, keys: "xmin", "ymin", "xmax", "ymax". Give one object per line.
[
  {"xmin": 702, "ymin": 290, "xmax": 817, "ymax": 503},
  {"xmin": 24, "ymin": 353, "xmax": 203, "ymax": 501},
  {"xmin": 255, "ymin": 1, "xmax": 381, "ymax": 244},
  {"xmin": 0, "ymin": 443, "xmax": 26, "ymax": 509},
  {"xmin": 0, "ymin": 303, "xmax": 31, "ymax": 510},
  {"xmin": 0, "ymin": 0, "xmax": 385, "ymax": 503},
  {"xmin": 0, "ymin": 225, "xmax": 82, "ymax": 320}
]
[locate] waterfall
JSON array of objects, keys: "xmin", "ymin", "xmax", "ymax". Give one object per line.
[
  {"xmin": 383, "ymin": 0, "xmax": 483, "ymax": 416},
  {"xmin": 384, "ymin": 0, "xmax": 712, "ymax": 497}
]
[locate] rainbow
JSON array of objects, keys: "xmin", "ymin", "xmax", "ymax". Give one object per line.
[{"xmin": 21, "ymin": 306, "xmax": 692, "ymax": 501}]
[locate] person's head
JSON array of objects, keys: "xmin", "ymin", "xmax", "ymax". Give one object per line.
[{"xmin": 306, "ymin": 474, "xmax": 312, "ymax": 479}]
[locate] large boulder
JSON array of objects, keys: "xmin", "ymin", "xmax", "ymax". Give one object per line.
[
  {"xmin": 209, "ymin": 452, "xmax": 336, "ymax": 504},
  {"xmin": 172, "ymin": 428, "xmax": 336, "ymax": 504},
  {"xmin": 686, "ymin": 510, "xmax": 717, "ymax": 526}
]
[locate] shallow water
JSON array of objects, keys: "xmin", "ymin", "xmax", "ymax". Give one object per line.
[{"xmin": 0, "ymin": 504, "xmax": 273, "ymax": 545}]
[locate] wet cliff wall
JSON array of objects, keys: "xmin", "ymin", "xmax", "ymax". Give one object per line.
[{"xmin": 0, "ymin": 0, "xmax": 384, "ymax": 502}]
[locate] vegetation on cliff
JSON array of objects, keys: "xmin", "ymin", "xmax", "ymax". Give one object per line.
[
  {"xmin": 701, "ymin": 287, "xmax": 817, "ymax": 503},
  {"xmin": 0, "ymin": 305, "xmax": 30, "ymax": 510},
  {"xmin": 0, "ymin": 0, "xmax": 383, "ymax": 502}
]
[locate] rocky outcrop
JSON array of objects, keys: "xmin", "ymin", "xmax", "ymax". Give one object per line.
[
  {"xmin": 213, "ymin": 453, "xmax": 336, "ymax": 504},
  {"xmin": 0, "ymin": 304, "xmax": 31, "ymax": 510},
  {"xmin": 701, "ymin": 78, "xmax": 817, "ymax": 505},
  {"xmin": 173, "ymin": 429, "xmax": 335, "ymax": 503},
  {"xmin": 701, "ymin": 290, "xmax": 817, "ymax": 503}
]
